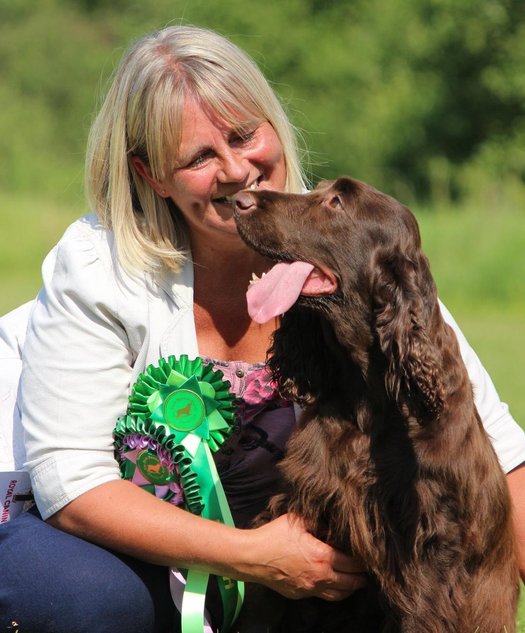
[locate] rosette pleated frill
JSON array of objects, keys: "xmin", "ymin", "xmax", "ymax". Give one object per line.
[{"xmin": 114, "ymin": 355, "xmax": 244, "ymax": 633}]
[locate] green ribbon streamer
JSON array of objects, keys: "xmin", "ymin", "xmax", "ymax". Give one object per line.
[
  {"xmin": 182, "ymin": 570, "xmax": 210, "ymax": 632},
  {"xmin": 121, "ymin": 355, "xmax": 244, "ymax": 633}
]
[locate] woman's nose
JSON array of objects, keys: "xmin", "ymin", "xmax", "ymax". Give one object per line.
[{"xmin": 217, "ymin": 148, "xmax": 249, "ymax": 183}]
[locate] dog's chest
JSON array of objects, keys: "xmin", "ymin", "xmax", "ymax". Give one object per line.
[{"xmin": 284, "ymin": 412, "xmax": 421, "ymax": 551}]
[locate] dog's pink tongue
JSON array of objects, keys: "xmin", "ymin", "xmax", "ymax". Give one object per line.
[{"xmin": 247, "ymin": 261, "xmax": 315, "ymax": 324}]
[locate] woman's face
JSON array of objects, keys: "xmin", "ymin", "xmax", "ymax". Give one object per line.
[{"xmin": 138, "ymin": 97, "xmax": 287, "ymax": 246}]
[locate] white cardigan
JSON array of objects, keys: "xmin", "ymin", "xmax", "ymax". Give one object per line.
[{"xmin": 1, "ymin": 214, "xmax": 524, "ymax": 519}]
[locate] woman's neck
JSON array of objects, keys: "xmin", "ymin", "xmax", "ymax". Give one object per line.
[
  {"xmin": 189, "ymin": 238, "xmax": 277, "ymax": 363},
  {"xmin": 191, "ymin": 236, "xmax": 272, "ymax": 296}
]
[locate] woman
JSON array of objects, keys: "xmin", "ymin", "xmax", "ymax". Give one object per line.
[{"xmin": 1, "ymin": 25, "xmax": 524, "ymax": 633}]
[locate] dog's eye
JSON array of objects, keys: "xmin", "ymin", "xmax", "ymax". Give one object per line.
[{"xmin": 325, "ymin": 194, "xmax": 344, "ymax": 211}]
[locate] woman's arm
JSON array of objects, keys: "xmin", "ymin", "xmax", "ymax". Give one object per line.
[
  {"xmin": 21, "ymin": 220, "xmax": 137, "ymax": 518},
  {"xmin": 49, "ymin": 479, "xmax": 367, "ymax": 600}
]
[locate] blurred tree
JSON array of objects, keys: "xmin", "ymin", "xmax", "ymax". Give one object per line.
[
  {"xmin": 0, "ymin": 0, "xmax": 523, "ymax": 204},
  {"xmin": 0, "ymin": 0, "xmax": 121, "ymax": 199}
]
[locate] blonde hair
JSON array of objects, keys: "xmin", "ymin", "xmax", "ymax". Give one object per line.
[{"xmin": 85, "ymin": 25, "xmax": 307, "ymax": 274}]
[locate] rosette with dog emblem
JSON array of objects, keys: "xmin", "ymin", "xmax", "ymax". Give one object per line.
[{"xmin": 114, "ymin": 355, "xmax": 243, "ymax": 633}]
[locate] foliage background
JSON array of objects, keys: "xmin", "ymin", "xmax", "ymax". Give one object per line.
[
  {"xmin": 1, "ymin": 0, "xmax": 524, "ymax": 621},
  {"xmin": 2, "ymin": 0, "xmax": 525, "ymax": 202}
]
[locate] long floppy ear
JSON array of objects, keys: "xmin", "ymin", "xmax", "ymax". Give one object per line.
[{"xmin": 373, "ymin": 249, "xmax": 445, "ymax": 423}]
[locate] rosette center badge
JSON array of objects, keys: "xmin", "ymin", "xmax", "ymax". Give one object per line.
[
  {"xmin": 163, "ymin": 389, "xmax": 206, "ymax": 432},
  {"xmin": 136, "ymin": 450, "xmax": 172, "ymax": 485}
]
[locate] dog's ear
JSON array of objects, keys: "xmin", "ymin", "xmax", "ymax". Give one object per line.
[{"xmin": 372, "ymin": 249, "xmax": 445, "ymax": 423}]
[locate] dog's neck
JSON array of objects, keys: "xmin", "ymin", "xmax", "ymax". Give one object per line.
[
  {"xmin": 272, "ymin": 302, "xmax": 462, "ymax": 436},
  {"xmin": 270, "ymin": 305, "xmax": 388, "ymax": 432}
]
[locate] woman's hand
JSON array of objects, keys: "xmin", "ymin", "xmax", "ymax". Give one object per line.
[{"xmin": 242, "ymin": 513, "xmax": 368, "ymax": 601}]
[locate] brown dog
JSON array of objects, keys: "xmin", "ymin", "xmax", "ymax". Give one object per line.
[{"xmin": 232, "ymin": 177, "xmax": 519, "ymax": 632}]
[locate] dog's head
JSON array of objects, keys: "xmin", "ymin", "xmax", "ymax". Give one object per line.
[{"xmin": 233, "ymin": 177, "xmax": 444, "ymax": 421}]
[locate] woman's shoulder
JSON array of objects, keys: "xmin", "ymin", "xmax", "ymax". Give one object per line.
[
  {"xmin": 54, "ymin": 214, "xmax": 192, "ymax": 297},
  {"xmin": 56, "ymin": 213, "xmax": 116, "ymax": 268},
  {"xmin": 47, "ymin": 213, "xmax": 146, "ymax": 292},
  {"xmin": 43, "ymin": 213, "xmax": 193, "ymax": 317},
  {"xmin": 37, "ymin": 214, "xmax": 153, "ymax": 326}
]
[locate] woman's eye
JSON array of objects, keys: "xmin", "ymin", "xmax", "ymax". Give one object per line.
[
  {"xmin": 231, "ymin": 128, "xmax": 257, "ymax": 146},
  {"xmin": 178, "ymin": 127, "xmax": 259, "ymax": 171},
  {"xmin": 186, "ymin": 150, "xmax": 213, "ymax": 169}
]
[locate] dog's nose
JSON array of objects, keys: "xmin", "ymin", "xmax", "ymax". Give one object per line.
[{"xmin": 233, "ymin": 191, "xmax": 257, "ymax": 213}]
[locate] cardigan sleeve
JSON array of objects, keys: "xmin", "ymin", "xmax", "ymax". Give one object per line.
[
  {"xmin": 20, "ymin": 218, "xmax": 140, "ymax": 519},
  {"xmin": 439, "ymin": 300, "xmax": 525, "ymax": 473}
]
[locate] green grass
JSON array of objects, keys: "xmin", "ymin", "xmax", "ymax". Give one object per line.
[
  {"xmin": 449, "ymin": 310, "xmax": 525, "ymax": 426},
  {"xmin": 1, "ymin": 191, "xmax": 524, "ymax": 624},
  {"xmin": 415, "ymin": 203, "xmax": 525, "ymax": 430},
  {"xmin": 0, "ymin": 190, "xmax": 85, "ymax": 313},
  {"xmin": 520, "ymin": 596, "xmax": 525, "ymax": 633}
]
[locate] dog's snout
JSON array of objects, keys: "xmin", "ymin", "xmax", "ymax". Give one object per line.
[{"xmin": 233, "ymin": 191, "xmax": 257, "ymax": 213}]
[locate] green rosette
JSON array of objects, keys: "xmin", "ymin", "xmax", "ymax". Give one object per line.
[
  {"xmin": 128, "ymin": 355, "xmax": 236, "ymax": 454},
  {"xmin": 114, "ymin": 355, "xmax": 243, "ymax": 633},
  {"xmin": 114, "ymin": 415, "xmax": 198, "ymax": 510}
]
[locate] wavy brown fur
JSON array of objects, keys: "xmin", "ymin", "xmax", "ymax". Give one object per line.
[{"xmin": 233, "ymin": 177, "xmax": 519, "ymax": 632}]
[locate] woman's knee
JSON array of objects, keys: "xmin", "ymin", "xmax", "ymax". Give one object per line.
[{"xmin": 0, "ymin": 510, "xmax": 174, "ymax": 633}]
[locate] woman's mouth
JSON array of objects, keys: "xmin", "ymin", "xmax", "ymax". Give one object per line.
[{"xmin": 213, "ymin": 177, "xmax": 262, "ymax": 205}]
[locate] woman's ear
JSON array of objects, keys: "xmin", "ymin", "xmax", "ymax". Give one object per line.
[{"xmin": 130, "ymin": 155, "xmax": 169, "ymax": 198}]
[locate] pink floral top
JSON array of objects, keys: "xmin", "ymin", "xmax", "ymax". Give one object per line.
[{"xmin": 203, "ymin": 358, "xmax": 296, "ymax": 528}]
